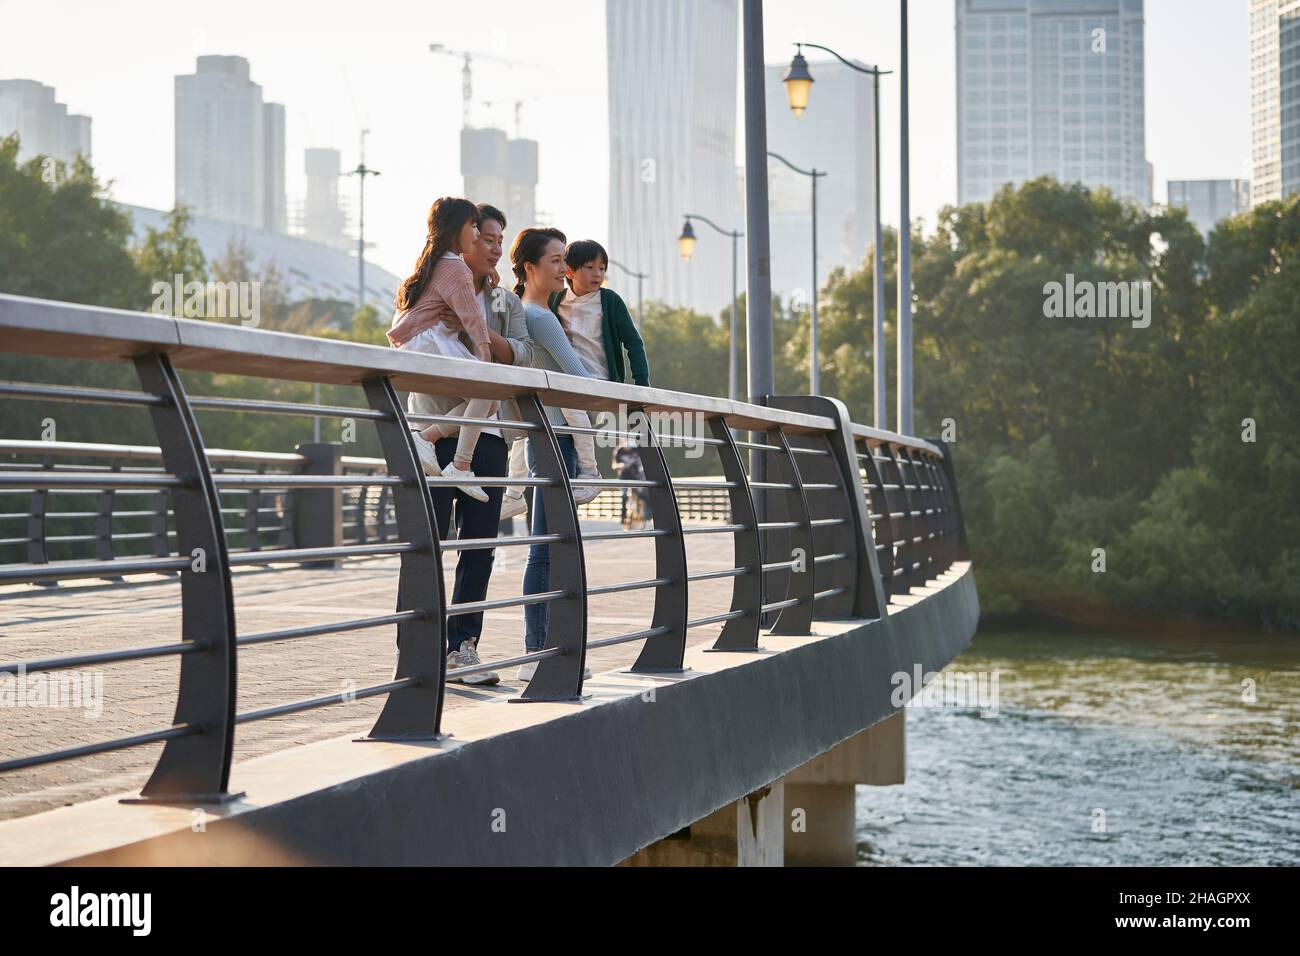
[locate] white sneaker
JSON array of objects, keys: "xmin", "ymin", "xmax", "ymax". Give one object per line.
[
  {"xmin": 499, "ymin": 489, "xmax": 528, "ymax": 520},
  {"xmin": 443, "ymin": 462, "xmax": 488, "ymax": 502},
  {"xmin": 446, "ymin": 639, "xmax": 499, "ymax": 686},
  {"xmin": 411, "ymin": 431, "xmax": 442, "ymax": 477},
  {"xmin": 515, "ymin": 660, "xmax": 591, "ymax": 682},
  {"xmin": 572, "ymin": 468, "xmax": 604, "ymax": 505}
]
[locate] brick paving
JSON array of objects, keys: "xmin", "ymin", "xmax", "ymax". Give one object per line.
[{"xmin": 0, "ymin": 520, "xmax": 740, "ymax": 820}]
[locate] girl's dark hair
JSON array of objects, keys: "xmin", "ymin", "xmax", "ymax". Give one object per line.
[
  {"xmin": 565, "ymin": 239, "xmax": 608, "ymax": 271},
  {"xmin": 397, "ymin": 197, "xmax": 479, "ymax": 310},
  {"xmin": 509, "ymin": 226, "xmax": 567, "ymax": 296}
]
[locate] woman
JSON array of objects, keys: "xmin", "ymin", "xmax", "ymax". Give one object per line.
[{"xmin": 509, "ymin": 226, "xmax": 600, "ymax": 681}]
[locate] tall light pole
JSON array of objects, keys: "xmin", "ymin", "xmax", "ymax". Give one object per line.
[
  {"xmin": 784, "ymin": 44, "xmax": 892, "ymax": 427},
  {"xmin": 897, "ymin": 0, "xmax": 914, "ymax": 436},
  {"xmin": 678, "ymin": 215, "xmax": 742, "ymax": 401},
  {"xmin": 767, "ymin": 151, "xmax": 826, "ymax": 394},
  {"xmin": 337, "ymin": 130, "xmax": 381, "ymax": 445},
  {"xmin": 344, "ymin": 129, "xmax": 381, "ymax": 313},
  {"xmin": 607, "ymin": 258, "xmax": 648, "ymax": 329}
]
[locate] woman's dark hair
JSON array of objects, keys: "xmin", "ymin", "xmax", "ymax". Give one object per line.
[
  {"xmin": 509, "ymin": 226, "xmax": 567, "ymax": 296},
  {"xmin": 565, "ymin": 239, "xmax": 608, "ymax": 271},
  {"xmin": 396, "ymin": 197, "xmax": 479, "ymax": 310}
]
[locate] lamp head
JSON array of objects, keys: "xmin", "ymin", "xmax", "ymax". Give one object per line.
[
  {"xmin": 677, "ymin": 220, "xmax": 697, "ymax": 262},
  {"xmin": 783, "ymin": 49, "xmax": 814, "ymax": 117}
]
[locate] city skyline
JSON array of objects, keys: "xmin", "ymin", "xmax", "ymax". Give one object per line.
[{"xmin": 0, "ymin": 0, "xmax": 1252, "ymax": 290}]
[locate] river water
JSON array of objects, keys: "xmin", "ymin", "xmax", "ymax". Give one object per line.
[{"xmin": 856, "ymin": 629, "xmax": 1300, "ymax": 866}]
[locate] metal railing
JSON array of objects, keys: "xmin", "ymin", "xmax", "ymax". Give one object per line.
[{"xmin": 0, "ymin": 292, "xmax": 968, "ymax": 805}]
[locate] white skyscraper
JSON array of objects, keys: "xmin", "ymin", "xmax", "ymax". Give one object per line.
[
  {"xmin": 606, "ymin": 0, "xmax": 740, "ymax": 316},
  {"xmin": 175, "ymin": 56, "xmax": 286, "ymax": 232},
  {"xmin": 955, "ymin": 0, "xmax": 1149, "ymax": 207},
  {"xmin": 764, "ymin": 61, "xmax": 876, "ymax": 305},
  {"xmin": 0, "ymin": 79, "xmax": 91, "ymax": 166},
  {"xmin": 1249, "ymin": 0, "xmax": 1300, "ymax": 206}
]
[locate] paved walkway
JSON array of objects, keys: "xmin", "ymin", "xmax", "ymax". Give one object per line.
[{"xmin": 0, "ymin": 521, "xmax": 739, "ymax": 820}]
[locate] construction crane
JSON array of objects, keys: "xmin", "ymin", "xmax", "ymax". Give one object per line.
[{"xmin": 428, "ymin": 44, "xmax": 542, "ymax": 128}]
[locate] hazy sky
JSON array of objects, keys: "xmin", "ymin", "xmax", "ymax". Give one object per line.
[{"xmin": 0, "ymin": 0, "xmax": 1250, "ymax": 278}]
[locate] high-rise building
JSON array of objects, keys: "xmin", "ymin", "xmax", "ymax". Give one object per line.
[
  {"xmin": 262, "ymin": 102, "xmax": 286, "ymax": 234},
  {"xmin": 0, "ymin": 79, "xmax": 91, "ymax": 166},
  {"xmin": 460, "ymin": 127, "xmax": 538, "ymax": 255},
  {"xmin": 301, "ymin": 147, "xmax": 348, "ymax": 249},
  {"xmin": 1249, "ymin": 0, "xmax": 1300, "ymax": 206},
  {"xmin": 174, "ymin": 56, "xmax": 286, "ymax": 232},
  {"xmin": 764, "ymin": 60, "xmax": 876, "ymax": 305},
  {"xmin": 955, "ymin": 0, "xmax": 1149, "ymax": 207},
  {"xmin": 1167, "ymin": 179, "xmax": 1250, "ymax": 235},
  {"xmin": 607, "ymin": 0, "xmax": 740, "ymax": 316}
]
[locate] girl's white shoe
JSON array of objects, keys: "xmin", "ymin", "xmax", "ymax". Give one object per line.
[
  {"xmin": 443, "ymin": 462, "xmax": 488, "ymax": 502},
  {"xmin": 411, "ymin": 431, "xmax": 442, "ymax": 477}
]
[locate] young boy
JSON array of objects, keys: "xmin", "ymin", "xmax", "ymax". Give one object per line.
[
  {"xmin": 549, "ymin": 240, "xmax": 650, "ymax": 388},
  {"xmin": 498, "ymin": 239, "xmax": 652, "ymax": 520}
]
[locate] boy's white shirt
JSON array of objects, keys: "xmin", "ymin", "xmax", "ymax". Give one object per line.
[{"xmin": 558, "ymin": 286, "xmax": 609, "ymax": 380}]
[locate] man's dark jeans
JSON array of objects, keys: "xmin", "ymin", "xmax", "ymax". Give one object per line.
[{"xmin": 394, "ymin": 432, "xmax": 506, "ymax": 655}]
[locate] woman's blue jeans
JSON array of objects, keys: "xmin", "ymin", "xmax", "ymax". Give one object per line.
[{"xmin": 522, "ymin": 434, "xmax": 577, "ymax": 652}]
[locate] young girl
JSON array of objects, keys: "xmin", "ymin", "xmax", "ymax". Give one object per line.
[{"xmin": 388, "ymin": 197, "xmax": 498, "ymax": 502}]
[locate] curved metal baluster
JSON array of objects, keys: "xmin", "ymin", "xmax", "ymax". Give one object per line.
[
  {"xmin": 515, "ymin": 394, "xmax": 588, "ymax": 702},
  {"xmin": 709, "ymin": 415, "xmax": 761, "ymax": 650},
  {"xmin": 363, "ymin": 375, "xmax": 447, "ymax": 740},
  {"xmin": 128, "ymin": 352, "xmax": 239, "ymax": 804},
  {"xmin": 858, "ymin": 439, "xmax": 894, "ymax": 604},
  {"xmin": 767, "ymin": 427, "xmax": 815, "ymax": 635},
  {"xmin": 631, "ymin": 407, "xmax": 689, "ymax": 673}
]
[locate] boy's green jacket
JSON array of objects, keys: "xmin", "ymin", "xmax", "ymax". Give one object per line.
[{"xmin": 547, "ymin": 287, "xmax": 650, "ymax": 387}]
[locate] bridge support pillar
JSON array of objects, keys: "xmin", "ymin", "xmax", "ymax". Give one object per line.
[
  {"xmin": 783, "ymin": 711, "xmax": 906, "ymax": 866},
  {"xmin": 618, "ymin": 781, "xmax": 785, "ymax": 867}
]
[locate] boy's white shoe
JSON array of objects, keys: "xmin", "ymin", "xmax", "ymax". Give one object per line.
[
  {"xmin": 572, "ymin": 468, "xmax": 604, "ymax": 505},
  {"xmin": 499, "ymin": 489, "xmax": 528, "ymax": 520},
  {"xmin": 411, "ymin": 431, "xmax": 442, "ymax": 477},
  {"xmin": 443, "ymin": 462, "xmax": 488, "ymax": 502}
]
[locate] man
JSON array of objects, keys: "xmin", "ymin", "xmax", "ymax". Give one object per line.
[{"xmin": 405, "ymin": 203, "xmax": 533, "ymax": 686}]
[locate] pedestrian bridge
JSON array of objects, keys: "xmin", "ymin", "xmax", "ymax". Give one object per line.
[{"xmin": 0, "ymin": 293, "xmax": 978, "ymax": 866}]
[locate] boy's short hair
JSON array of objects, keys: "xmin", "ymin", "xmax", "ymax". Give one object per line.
[
  {"xmin": 565, "ymin": 239, "xmax": 609, "ymax": 270},
  {"xmin": 477, "ymin": 203, "xmax": 507, "ymax": 230}
]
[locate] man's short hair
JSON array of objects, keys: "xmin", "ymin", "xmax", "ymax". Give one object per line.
[
  {"xmin": 565, "ymin": 239, "xmax": 608, "ymax": 270},
  {"xmin": 477, "ymin": 203, "xmax": 507, "ymax": 230}
]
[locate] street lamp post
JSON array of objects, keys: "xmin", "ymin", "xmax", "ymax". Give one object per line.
[
  {"xmin": 607, "ymin": 258, "xmax": 648, "ymax": 330},
  {"xmin": 341, "ymin": 130, "xmax": 381, "ymax": 443},
  {"xmin": 784, "ymin": 43, "xmax": 892, "ymax": 428},
  {"xmin": 897, "ymin": 0, "xmax": 913, "ymax": 436},
  {"xmin": 767, "ymin": 151, "xmax": 827, "ymax": 394},
  {"xmin": 678, "ymin": 214, "xmax": 743, "ymax": 402}
]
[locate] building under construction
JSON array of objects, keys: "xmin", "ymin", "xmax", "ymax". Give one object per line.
[{"xmin": 460, "ymin": 126, "xmax": 538, "ymax": 250}]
